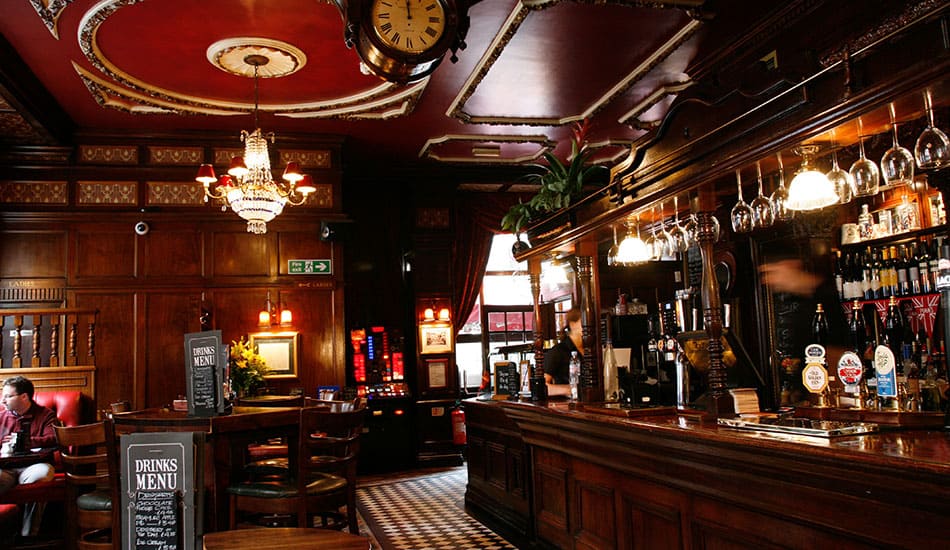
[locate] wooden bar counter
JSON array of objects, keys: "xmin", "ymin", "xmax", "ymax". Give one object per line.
[{"xmin": 464, "ymin": 398, "xmax": 950, "ymax": 549}]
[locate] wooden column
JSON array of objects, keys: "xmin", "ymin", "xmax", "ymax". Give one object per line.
[
  {"xmin": 575, "ymin": 238, "xmax": 600, "ymax": 402},
  {"xmin": 529, "ymin": 256, "xmax": 546, "ymax": 386}
]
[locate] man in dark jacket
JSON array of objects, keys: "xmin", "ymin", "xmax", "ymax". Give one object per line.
[{"xmin": 0, "ymin": 376, "xmax": 57, "ymax": 537}]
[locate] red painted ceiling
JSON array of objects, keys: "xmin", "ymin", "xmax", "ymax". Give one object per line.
[{"xmin": 0, "ymin": 0, "xmax": 711, "ymax": 172}]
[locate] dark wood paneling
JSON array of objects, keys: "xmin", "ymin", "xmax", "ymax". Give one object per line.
[
  {"xmin": 75, "ymin": 228, "xmax": 136, "ymax": 279},
  {"xmin": 144, "ymin": 291, "xmax": 201, "ymax": 408},
  {"xmin": 72, "ymin": 291, "xmax": 135, "ymax": 409},
  {"xmin": 143, "ymin": 227, "xmax": 203, "ymax": 278},
  {"xmin": 0, "ymin": 230, "xmax": 66, "ymax": 278},
  {"xmin": 211, "ymin": 231, "xmax": 271, "ymax": 278},
  {"xmin": 534, "ymin": 447, "xmax": 571, "ymax": 549}
]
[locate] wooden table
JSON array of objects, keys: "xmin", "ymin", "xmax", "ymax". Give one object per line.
[
  {"xmin": 202, "ymin": 527, "xmax": 370, "ymax": 550},
  {"xmin": 0, "ymin": 447, "xmax": 55, "ymax": 469},
  {"xmin": 113, "ymin": 406, "xmax": 300, "ymax": 532}
]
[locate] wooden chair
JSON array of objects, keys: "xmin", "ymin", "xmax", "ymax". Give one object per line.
[
  {"xmin": 53, "ymin": 421, "xmax": 118, "ymax": 550},
  {"xmin": 228, "ymin": 406, "xmax": 365, "ymax": 533},
  {"xmin": 240, "ymin": 395, "xmax": 306, "ymax": 461}
]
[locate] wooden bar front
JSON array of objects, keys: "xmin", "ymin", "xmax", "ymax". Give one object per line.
[{"xmin": 464, "ymin": 398, "xmax": 950, "ymax": 549}]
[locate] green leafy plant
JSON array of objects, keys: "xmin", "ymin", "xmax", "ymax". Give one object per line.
[
  {"xmin": 229, "ymin": 337, "xmax": 269, "ymax": 396},
  {"xmin": 501, "ymin": 119, "xmax": 607, "ymax": 234}
]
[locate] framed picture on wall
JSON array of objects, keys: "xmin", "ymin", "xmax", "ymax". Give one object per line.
[
  {"xmin": 424, "ymin": 357, "xmax": 450, "ymax": 390},
  {"xmin": 249, "ymin": 331, "xmax": 299, "ymax": 379},
  {"xmin": 419, "ymin": 324, "xmax": 454, "ymax": 355}
]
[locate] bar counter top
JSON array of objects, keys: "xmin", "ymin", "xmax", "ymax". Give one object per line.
[
  {"xmin": 464, "ymin": 397, "xmax": 950, "ymax": 548},
  {"xmin": 493, "ymin": 398, "xmax": 950, "ymax": 474}
]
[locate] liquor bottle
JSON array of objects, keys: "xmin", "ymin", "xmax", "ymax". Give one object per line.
[
  {"xmin": 869, "ymin": 248, "xmax": 882, "ymax": 300},
  {"xmin": 857, "ymin": 249, "xmax": 870, "ymax": 300},
  {"xmin": 569, "ymin": 351, "xmax": 581, "ymax": 401},
  {"xmin": 887, "ymin": 246, "xmax": 900, "ymax": 297},
  {"xmin": 929, "ymin": 237, "xmax": 941, "ymax": 291},
  {"xmin": 834, "ymin": 250, "xmax": 845, "ymax": 301},
  {"xmin": 844, "ymin": 299, "xmax": 870, "ymax": 403},
  {"xmin": 896, "ymin": 245, "xmax": 910, "ymax": 296},
  {"xmin": 908, "ymin": 242, "xmax": 921, "ymax": 295},
  {"xmin": 918, "ymin": 239, "xmax": 932, "ymax": 294},
  {"xmin": 858, "ymin": 204, "xmax": 873, "ymax": 240},
  {"xmin": 878, "ymin": 247, "xmax": 891, "ymax": 298},
  {"xmin": 811, "ymin": 303, "xmax": 829, "ymax": 347}
]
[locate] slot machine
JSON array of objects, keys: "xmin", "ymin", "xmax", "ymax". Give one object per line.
[{"xmin": 349, "ymin": 326, "xmax": 415, "ymax": 472}]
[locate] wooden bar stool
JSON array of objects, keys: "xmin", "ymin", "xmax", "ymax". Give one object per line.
[{"xmin": 202, "ymin": 527, "xmax": 369, "ymax": 549}]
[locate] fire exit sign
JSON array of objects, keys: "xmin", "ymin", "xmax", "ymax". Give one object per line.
[{"xmin": 288, "ymin": 259, "xmax": 332, "ymax": 274}]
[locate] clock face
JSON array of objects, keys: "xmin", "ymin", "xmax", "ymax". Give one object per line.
[{"xmin": 370, "ymin": 0, "xmax": 447, "ymax": 55}]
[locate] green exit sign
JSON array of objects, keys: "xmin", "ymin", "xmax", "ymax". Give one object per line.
[{"xmin": 288, "ymin": 259, "xmax": 332, "ymax": 275}]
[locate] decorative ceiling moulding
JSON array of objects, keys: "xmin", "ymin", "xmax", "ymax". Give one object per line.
[
  {"xmin": 419, "ymin": 134, "xmax": 557, "ymax": 164},
  {"xmin": 74, "ymin": 1, "xmax": 427, "ymax": 120},
  {"xmin": 445, "ymin": 0, "xmax": 704, "ymax": 127},
  {"xmin": 28, "ymin": 0, "xmax": 73, "ymax": 39},
  {"xmin": 0, "ymin": 147, "xmax": 72, "ymax": 165},
  {"xmin": 0, "ymin": 181, "xmax": 68, "ymax": 205},
  {"xmin": 206, "ymin": 38, "xmax": 306, "ymax": 78},
  {"xmin": 0, "ymin": 113, "xmax": 48, "ymax": 144},
  {"xmin": 619, "ymin": 80, "xmax": 695, "ymax": 129},
  {"xmin": 148, "ymin": 147, "xmax": 204, "ymax": 165}
]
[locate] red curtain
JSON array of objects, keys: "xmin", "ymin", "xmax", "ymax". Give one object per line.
[{"xmin": 451, "ymin": 194, "xmax": 521, "ymax": 329}]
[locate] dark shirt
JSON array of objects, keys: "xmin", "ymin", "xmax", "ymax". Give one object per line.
[
  {"xmin": 0, "ymin": 402, "xmax": 58, "ymax": 449},
  {"xmin": 543, "ymin": 336, "xmax": 580, "ymax": 385}
]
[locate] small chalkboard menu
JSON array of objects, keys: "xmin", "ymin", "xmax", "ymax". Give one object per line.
[
  {"xmin": 493, "ymin": 361, "xmax": 519, "ymax": 400},
  {"xmin": 184, "ymin": 330, "xmax": 224, "ymax": 417},
  {"xmin": 121, "ymin": 432, "xmax": 200, "ymax": 550}
]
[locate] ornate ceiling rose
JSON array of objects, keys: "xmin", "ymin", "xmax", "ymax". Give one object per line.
[{"xmin": 206, "ymin": 38, "xmax": 307, "ymax": 79}]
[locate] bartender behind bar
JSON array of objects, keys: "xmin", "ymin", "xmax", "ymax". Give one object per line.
[{"xmin": 544, "ymin": 309, "xmax": 583, "ymax": 397}]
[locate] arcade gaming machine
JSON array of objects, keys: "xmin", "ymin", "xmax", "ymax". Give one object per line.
[{"xmin": 349, "ymin": 326, "xmax": 415, "ymax": 472}]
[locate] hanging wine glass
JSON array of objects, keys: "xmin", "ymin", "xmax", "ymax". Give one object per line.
[
  {"xmin": 850, "ymin": 133, "xmax": 880, "ymax": 197},
  {"xmin": 731, "ymin": 169, "xmax": 753, "ymax": 234},
  {"xmin": 826, "ymin": 133, "xmax": 854, "ymax": 204},
  {"xmin": 607, "ymin": 225, "xmax": 619, "ymax": 266},
  {"xmin": 657, "ymin": 200, "xmax": 674, "ymax": 258},
  {"xmin": 669, "ymin": 195, "xmax": 690, "ymax": 253},
  {"xmin": 880, "ymin": 103, "xmax": 915, "ymax": 189},
  {"xmin": 770, "ymin": 152, "xmax": 793, "ymax": 222},
  {"xmin": 751, "ymin": 161, "xmax": 775, "ymax": 229},
  {"xmin": 645, "ymin": 205, "xmax": 660, "ymax": 261},
  {"xmin": 915, "ymin": 89, "xmax": 950, "ymax": 170}
]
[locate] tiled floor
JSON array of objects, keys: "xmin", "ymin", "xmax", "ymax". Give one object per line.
[{"xmin": 357, "ymin": 466, "xmax": 517, "ymax": 550}]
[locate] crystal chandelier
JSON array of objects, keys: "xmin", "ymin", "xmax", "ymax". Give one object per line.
[{"xmin": 195, "ymin": 55, "xmax": 314, "ymax": 234}]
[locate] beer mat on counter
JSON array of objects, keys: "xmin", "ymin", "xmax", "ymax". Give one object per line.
[{"xmin": 357, "ymin": 467, "xmax": 516, "ymax": 550}]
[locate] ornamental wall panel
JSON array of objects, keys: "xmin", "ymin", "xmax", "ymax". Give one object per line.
[
  {"xmin": 78, "ymin": 145, "xmax": 138, "ymax": 164},
  {"xmin": 280, "ymin": 150, "xmax": 331, "ymax": 169},
  {"xmin": 148, "ymin": 146, "xmax": 203, "ymax": 165},
  {"xmin": 0, "ymin": 181, "xmax": 68, "ymax": 204},
  {"xmin": 77, "ymin": 181, "xmax": 138, "ymax": 205},
  {"xmin": 146, "ymin": 182, "xmax": 205, "ymax": 206}
]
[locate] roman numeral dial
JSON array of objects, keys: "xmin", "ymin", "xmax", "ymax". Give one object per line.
[{"xmin": 370, "ymin": 0, "xmax": 446, "ymax": 55}]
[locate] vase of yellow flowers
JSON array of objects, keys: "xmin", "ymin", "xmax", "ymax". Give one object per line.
[{"xmin": 228, "ymin": 337, "xmax": 269, "ymax": 398}]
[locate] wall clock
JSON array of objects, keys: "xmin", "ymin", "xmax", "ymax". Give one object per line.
[{"xmin": 352, "ymin": 0, "xmax": 465, "ymax": 83}]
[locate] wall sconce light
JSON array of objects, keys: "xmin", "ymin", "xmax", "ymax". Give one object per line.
[
  {"xmin": 424, "ymin": 307, "xmax": 435, "ymax": 321},
  {"xmin": 438, "ymin": 308, "xmax": 450, "ymax": 321},
  {"xmin": 259, "ymin": 291, "xmax": 293, "ymax": 329}
]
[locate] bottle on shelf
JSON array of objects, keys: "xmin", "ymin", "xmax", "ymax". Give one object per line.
[
  {"xmin": 870, "ymin": 247, "xmax": 883, "ymax": 300},
  {"xmin": 603, "ymin": 336, "xmax": 619, "ymax": 402},
  {"xmin": 918, "ymin": 239, "xmax": 932, "ymax": 294},
  {"xmin": 811, "ymin": 303, "xmax": 829, "ymax": 347},
  {"xmin": 834, "ymin": 250, "xmax": 845, "ymax": 301},
  {"xmin": 896, "ymin": 244, "xmax": 910, "ymax": 296},
  {"xmin": 858, "ymin": 204, "xmax": 874, "ymax": 240},
  {"xmin": 569, "ymin": 351, "xmax": 581, "ymax": 402},
  {"xmin": 908, "ymin": 242, "xmax": 921, "ymax": 295},
  {"xmin": 886, "ymin": 246, "xmax": 899, "ymax": 298}
]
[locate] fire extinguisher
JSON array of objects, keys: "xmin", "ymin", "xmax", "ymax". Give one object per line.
[{"xmin": 451, "ymin": 404, "xmax": 467, "ymax": 445}]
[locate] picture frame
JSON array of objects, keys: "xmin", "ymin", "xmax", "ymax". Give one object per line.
[
  {"xmin": 419, "ymin": 324, "xmax": 454, "ymax": 355},
  {"xmin": 249, "ymin": 331, "xmax": 299, "ymax": 379},
  {"xmin": 424, "ymin": 357, "xmax": 449, "ymax": 390}
]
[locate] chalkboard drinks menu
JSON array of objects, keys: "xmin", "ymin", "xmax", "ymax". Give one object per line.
[
  {"xmin": 120, "ymin": 432, "xmax": 199, "ymax": 550},
  {"xmin": 184, "ymin": 330, "xmax": 225, "ymax": 417}
]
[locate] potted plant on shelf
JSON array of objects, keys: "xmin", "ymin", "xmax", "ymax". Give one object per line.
[{"xmin": 501, "ymin": 119, "xmax": 608, "ymax": 240}]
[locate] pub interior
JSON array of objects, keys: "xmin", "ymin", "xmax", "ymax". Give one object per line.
[{"xmin": 1, "ymin": 0, "xmax": 949, "ymax": 549}]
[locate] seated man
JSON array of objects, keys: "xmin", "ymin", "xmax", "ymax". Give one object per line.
[{"xmin": 0, "ymin": 376, "xmax": 57, "ymax": 537}]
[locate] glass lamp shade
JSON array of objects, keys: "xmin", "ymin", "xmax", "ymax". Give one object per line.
[
  {"xmin": 438, "ymin": 308, "xmax": 451, "ymax": 321},
  {"xmin": 616, "ymin": 232, "xmax": 650, "ymax": 264},
  {"xmin": 423, "ymin": 308, "xmax": 435, "ymax": 321},
  {"xmin": 786, "ymin": 169, "xmax": 838, "ymax": 211},
  {"xmin": 786, "ymin": 146, "xmax": 838, "ymax": 211},
  {"xmin": 227, "ymin": 156, "xmax": 248, "ymax": 178},
  {"xmin": 279, "ymin": 308, "xmax": 293, "ymax": 326},
  {"xmin": 296, "ymin": 174, "xmax": 317, "ymax": 195},
  {"xmin": 282, "ymin": 162, "xmax": 303, "ymax": 183}
]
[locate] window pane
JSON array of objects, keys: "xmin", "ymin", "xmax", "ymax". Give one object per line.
[
  {"xmin": 483, "ymin": 274, "xmax": 531, "ymax": 305},
  {"xmin": 506, "ymin": 311, "xmax": 524, "ymax": 331},
  {"xmin": 486, "ymin": 234, "xmax": 526, "ymax": 272},
  {"xmin": 487, "ymin": 311, "xmax": 506, "ymax": 332}
]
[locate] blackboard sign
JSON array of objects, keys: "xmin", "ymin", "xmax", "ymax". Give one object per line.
[
  {"xmin": 184, "ymin": 330, "xmax": 224, "ymax": 417},
  {"xmin": 493, "ymin": 361, "xmax": 519, "ymax": 399},
  {"xmin": 121, "ymin": 432, "xmax": 199, "ymax": 550}
]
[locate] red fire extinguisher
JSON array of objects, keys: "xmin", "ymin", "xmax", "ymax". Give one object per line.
[{"xmin": 451, "ymin": 405, "xmax": 467, "ymax": 445}]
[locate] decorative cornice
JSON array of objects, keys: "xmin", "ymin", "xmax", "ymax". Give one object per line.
[
  {"xmin": 818, "ymin": 0, "xmax": 946, "ymax": 68},
  {"xmin": 419, "ymin": 134, "xmax": 557, "ymax": 163}
]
